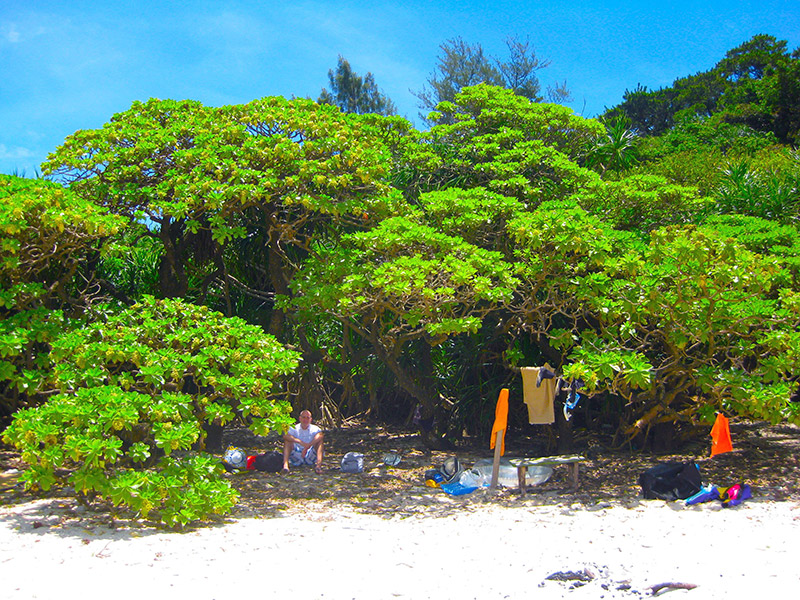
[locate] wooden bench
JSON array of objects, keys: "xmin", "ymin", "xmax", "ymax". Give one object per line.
[{"xmin": 508, "ymin": 455, "xmax": 586, "ymax": 494}]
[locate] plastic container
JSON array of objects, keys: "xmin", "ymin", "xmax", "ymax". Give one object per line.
[
  {"xmin": 473, "ymin": 458, "xmax": 516, "ymax": 487},
  {"xmin": 525, "ymin": 465, "xmax": 554, "ymax": 485},
  {"xmin": 473, "ymin": 458, "xmax": 553, "ymax": 487},
  {"xmin": 458, "ymin": 468, "xmax": 486, "ymax": 488}
]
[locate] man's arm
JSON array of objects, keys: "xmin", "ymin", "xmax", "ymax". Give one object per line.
[
  {"xmin": 283, "ymin": 429, "xmax": 302, "ymax": 445},
  {"xmin": 284, "ymin": 427, "xmax": 322, "ymax": 451},
  {"xmin": 300, "ymin": 428, "xmax": 323, "ymax": 451}
]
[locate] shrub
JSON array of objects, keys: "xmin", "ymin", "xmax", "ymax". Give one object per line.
[{"xmin": 3, "ymin": 296, "xmax": 300, "ymax": 527}]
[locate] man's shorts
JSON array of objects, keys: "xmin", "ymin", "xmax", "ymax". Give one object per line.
[{"xmin": 289, "ymin": 444, "xmax": 317, "ymax": 466}]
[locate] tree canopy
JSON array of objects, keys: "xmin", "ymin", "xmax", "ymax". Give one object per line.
[
  {"xmin": 604, "ymin": 34, "xmax": 800, "ymax": 145},
  {"xmin": 319, "ymin": 56, "xmax": 397, "ymax": 116},
  {"xmin": 4, "ymin": 33, "xmax": 800, "ymax": 525},
  {"xmin": 0, "ymin": 175, "xmax": 123, "ymax": 423},
  {"xmin": 413, "ymin": 36, "xmax": 570, "ymax": 123}
]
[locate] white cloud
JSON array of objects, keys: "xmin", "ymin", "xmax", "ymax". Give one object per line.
[
  {"xmin": 2, "ymin": 21, "xmax": 47, "ymax": 45},
  {"xmin": 0, "ymin": 144, "xmax": 34, "ymax": 160},
  {"xmin": 1, "ymin": 23, "xmax": 21, "ymax": 44}
]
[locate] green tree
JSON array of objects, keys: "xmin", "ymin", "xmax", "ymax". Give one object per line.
[
  {"xmin": 575, "ymin": 174, "xmax": 712, "ymax": 231},
  {"xmin": 584, "ymin": 116, "xmax": 640, "ymax": 175},
  {"xmin": 606, "ymin": 35, "xmax": 800, "ymax": 144},
  {"xmin": 407, "ymin": 85, "xmax": 603, "ymax": 203},
  {"xmin": 757, "ymin": 47, "xmax": 800, "ymax": 144},
  {"xmin": 498, "ymin": 36, "xmax": 545, "ymax": 98},
  {"xmin": 603, "ymin": 71, "xmax": 726, "ymax": 137},
  {"xmin": 414, "ymin": 37, "xmax": 569, "ymax": 122},
  {"xmin": 0, "ymin": 175, "xmax": 123, "ymax": 424},
  {"xmin": 96, "ymin": 226, "xmax": 163, "ymax": 302},
  {"xmin": 712, "ymin": 148, "xmax": 800, "ymax": 222},
  {"xmin": 507, "ymin": 200, "xmax": 800, "ymax": 444},
  {"xmin": 3, "ymin": 296, "xmax": 300, "ymax": 526},
  {"xmin": 627, "ymin": 113, "xmax": 779, "ymax": 207},
  {"xmin": 43, "ymin": 99, "xmax": 230, "ymax": 299},
  {"xmin": 717, "ymin": 34, "xmax": 788, "ymax": 91},
  {"xmin": 319, "ymin": 56, "xmax": 397, "ymax": 115},
  {"xmin": 416, "ymin": 187, "xmax": 524, "ymax": 250},
  {"xmin": 43, "ymin": 98, "xmax": 401, "ymax": 324},
  {"xmin": 701, "ymin": 213, "xmax": 800, "ymax": 287},
  {"xmin": 636, "ymin": 115, "xmax": 778, "ymax": 161},
  {"xmin": 718, "ymin": 35, "xmax": 800, "ymax": 144},
  {"xmin": 43, "ymin": 98, "xmax": 410, "ymax": 423},
  {"xmin": 290, "ymin": 214, "xmax": 518, "ymax": 441},
  {"xmin": 604, "ymin": 84, "xmax": 671, "ymax": 136}
]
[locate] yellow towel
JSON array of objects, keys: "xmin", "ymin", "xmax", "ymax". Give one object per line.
[
  {"xmin": 490, "ymin": 388, "xmax": 509, "ymax": 455},
  {"xmin": 521, "ymin": 366, "xmax": 556, "ymax": 424}
]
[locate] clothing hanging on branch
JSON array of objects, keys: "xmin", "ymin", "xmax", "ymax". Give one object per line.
[
  {"xmin": 562, "ymin": 378, "xmax": 584, "ymax": 421},
  {"xmin": 710, "ymin": 413, "xmax": 733, "ymax": 457},
  {"xmin": 521, "ymin": 365, "xmax": 556, "ymax": 424}
]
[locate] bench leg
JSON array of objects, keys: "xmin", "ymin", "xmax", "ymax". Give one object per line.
[
  {"xmin": 569, "ymin": 463, "xmax": 579, "ymax": 491},
  {"xmin": 518, "ymin": 465, "xmax": 527, "ymax": 495}
]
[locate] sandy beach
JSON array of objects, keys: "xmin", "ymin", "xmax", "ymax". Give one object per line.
[
  {"xmin": 2, "ymin": 421, "xmax": 799, "ymax": 598},
  {"xmin": 2, "ymin": 492, "xmax": 798, "ymax": 599}
]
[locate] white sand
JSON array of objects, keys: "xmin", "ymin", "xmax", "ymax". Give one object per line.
[{"xmin": 1, "ymin": 496, "xmax": 798, "ymax": 599}]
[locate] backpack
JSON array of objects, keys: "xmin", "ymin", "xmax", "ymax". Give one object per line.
[
  {"xmin": 441, "ymin": 456, "xmax": 463, "ymax": 483},
  {"xmin": 252, "ymin": 451, "xmax": 283, "ymax": 473},
  {"xmin": 639, "ymin": 461, "xmax": 703, "ymax": 500},
  {"xmin": 341, "ymin": 452, "xmax": 364, "ymax": 473}
]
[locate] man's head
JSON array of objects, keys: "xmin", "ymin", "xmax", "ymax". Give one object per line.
[{"xmin": 299, "ymin": 410, "xmax": 312, "ymax": 429}]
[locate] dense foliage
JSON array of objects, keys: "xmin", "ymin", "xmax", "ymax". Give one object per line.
[
  {"xmin": 3, "ymin": 33, "xmax": 800, "ymax": 524},
  {"xmin": 605, "ymin": 35, "xmax": 800, "ymax": 145},
  {"xmin": 3, "ymin": 297, "xmax": 300, "ymax": 526},
  {"xmin": 0, "ymin": 175, "xmax": 123, "ymax": 422}
]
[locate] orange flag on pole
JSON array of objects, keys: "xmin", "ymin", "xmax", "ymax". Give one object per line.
[
  {"xmin": 490, "ymin": 388, "xmax": 509, "ymax": 456},
  {"xmin": 710, "ymin": 413, "xmax": 733, "ymax": 457}
]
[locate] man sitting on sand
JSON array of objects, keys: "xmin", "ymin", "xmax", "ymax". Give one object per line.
[{"xmin": 282, "ymin": 409, "xmax": 324, "ymax": 474}]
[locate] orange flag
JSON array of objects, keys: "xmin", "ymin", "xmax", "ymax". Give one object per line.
[
  {"xmin": 710, "ymin": 413, "xmax": 733, "ymax": 457},
  {"xmin": 490, "ymin": 388, "xmax": 509, "ymax": 456}
]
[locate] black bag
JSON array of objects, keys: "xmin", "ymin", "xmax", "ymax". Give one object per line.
[
  {"xmin": 639, "ymin": 461, "xmax": 702, "ymax": 500},
  {"xmin": 253, "ymin": 451, "xmax": 283, "ymax": 473}
]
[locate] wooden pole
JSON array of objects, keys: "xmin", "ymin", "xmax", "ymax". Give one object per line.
[{"xmin": 490, "ymin": 429, "xmax": 504, "ymax": 490}]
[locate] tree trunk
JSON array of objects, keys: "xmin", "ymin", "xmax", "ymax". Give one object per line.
[
  {"xmin": 371, "ymin": 335, "xmax": 453, "ymax": 448},
  {"xmin": 203, "ymin": 423, "xmax": 224, "ymax": 453},
  {"xmin": 384, "ymin": 352, "xmax": 439, "ymax": 420},
  {"xmin": 158, "ymin": 218, "xmax": 189, "ymax": 298},
  {"xmin": 265, "ymin": 224, "xmax": 290, "ymax": 337}
]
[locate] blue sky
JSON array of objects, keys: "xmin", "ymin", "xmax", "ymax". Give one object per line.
[{"xmin": 2, "ymin": 0, "xmax": 799, "ymax": 175}]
